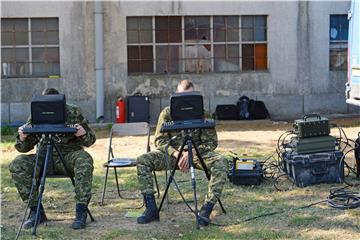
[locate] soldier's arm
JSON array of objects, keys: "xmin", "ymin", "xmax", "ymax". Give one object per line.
[
  {"xmin": 154, "ymin": 108, "xmax": 178, "ymax": 156},
  {"xmin": 74, "ymin": 108, "xmax": 96, "ymax": 147},
  {"xmin": 15, "ymin": 136, "xmax": 39, "ymax": 153},
  {"xmin": 14, "ymin": 119, "xmax": 39, "ymax": 153}
]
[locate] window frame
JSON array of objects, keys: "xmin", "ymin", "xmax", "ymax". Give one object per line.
[{"xmin": 1, "ymin": 17, "xmax": 60, "ymax": 78}]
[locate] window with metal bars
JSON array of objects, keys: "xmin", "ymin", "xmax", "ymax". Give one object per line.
[
  {"xmin": 126, "ymin": 15, "xmax": 268, "ymax": 75},
  {"xmin": 1, "ymin": 18, "xmax": 60, "ymax": 78}
]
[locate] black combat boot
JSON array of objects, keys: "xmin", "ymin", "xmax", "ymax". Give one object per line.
[
  {"xmin": 23, "ymin": 204, "xmax": 47, "ymax": 229},
  {"xmin": 137, "ymin": 194, "xmax": 159, "ymax": 224},
  {"xmin": 70, "ymin": 203, "xmax": 88, "ymax": 229},
  {"xmin": 198, "ymin": 202, "xmax": 215, "ymax": 226}
]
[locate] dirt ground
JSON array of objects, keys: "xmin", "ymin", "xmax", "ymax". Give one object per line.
[{"xmin": 89, "ymin": 118, "xmax": 360, "ymax": 160}]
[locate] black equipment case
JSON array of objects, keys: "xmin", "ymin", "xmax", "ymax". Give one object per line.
[
  {"xmin": 282, "ymin": 151, "xmax": 344, "ymax": 187},
  {"xmin": 215, "ymin": 104, "xmax": 238, "ymax": 120},
  {"xmin": 228, "ymin": 159, "xmax": 263, "ymax": 185},
  {"xmin": 126, "ymin": 96, "xmax": 150, "ymax": 123}
]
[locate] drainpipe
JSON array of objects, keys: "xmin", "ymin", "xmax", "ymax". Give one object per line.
[{"xmin": 94, "ymin": 1, "xmax": 104, "ymax": 122}]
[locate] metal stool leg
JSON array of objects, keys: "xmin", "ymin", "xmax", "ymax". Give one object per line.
[{"xmin": 114, "ymin": 167, "xmax": 124, "ymax": 199}]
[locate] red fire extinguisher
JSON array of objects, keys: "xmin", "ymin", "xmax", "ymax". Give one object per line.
[{"xmin": 115, "ymin": 97, "xmax": 126, "ymax": 123}]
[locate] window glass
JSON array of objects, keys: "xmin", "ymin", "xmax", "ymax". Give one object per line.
[
  {"xmin": 242, "ymin": 16, "xmax": 266, "ymax": 42},
  {"xmin": 15, "ymin": 48, "xmax": 29, "ymax": 62},
  {"xmin": 1, "ymin": 18, "xmax": 60, "ymax": 77},
  {"xmin": 255, "ymin": 44, "xmax": 267, "ymax": 70},
  {"xmin": 140, "ymin": 30, "xmax": 152, "ymax": 43},
  {"xmin": 33, "ymin": 62, "xmax": 47, "ymax": 75},
  {"xmin": 127, "ymin": 46, "xmax": 140, "ymax": 60},
  {"xmin": 242, "ymin": 44, "xmax": 254, "ymax": 70},
  {"xmin": 184, "ymin": 44, "xmax": 211, "ymax": 73},
  {"xmin": 127, "ymin": 46, "xmax": 153, "ymax": 73},
  {"xmin": 1, "ymin": 48, "xmax": 15, "ymax": 61},
  {"xmin": 155, "ymin": 16, "xmax": 181, "ymax": 43},
  {"xmin": 127, "ymin": 17, "xmax": 152, "ymax": 43},
  {"xmin": 330, "ymin": 15, "xmax": 348, "ymax": 41},
  {"xmin": 156, "ymin": 46, "xmax": 181, "ymax": 73},
  {"xmin": 185, "ymin": 16, "xmax": 210, "ymax": 42},
  {"xmin": 140, "ymin": 17, "xmax": 152, "ymax": 30},
  {"xmin": 242, "ymin": 16, "xmax": 253, "ymax": 28},
  {"xmin": 214, "ymin": 44, "xmax": 239, "ymax": 72},
  {"xmin": 214, "ymin": 16, "xmax": 238, "ymax": 42},
  {"xmin": 242, "ymin": 28, "xmax": 253, "ymax": 41},
  {"xmin": 1, "ymin": 32, "xmax": 13, "ymax": 45},
  {"xmin": 329, "ymin": 15, "xmax": 348, "ymax": 71},
  {"xmin": 31, "ymin": 18, "xmax": 59, "ymax": 45},
  {"xmin": 127, "ymin": 30, "xmax": 139, "ymax": 43},
  {"xmin": 330, "ymin": 43, "xmax": 347, "ymax": 70}
]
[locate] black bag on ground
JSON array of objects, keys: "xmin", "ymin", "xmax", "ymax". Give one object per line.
[
  {"xmin": 236, "ymin": 96, "xmax": 251, "ymax": 120},
  {"xmin": 215, "ymin": 105, "xmax": 238, "ymax": 120},
  {"xmin": 248, "ymin": 100, "xmax": 270, "ymax": 119}
]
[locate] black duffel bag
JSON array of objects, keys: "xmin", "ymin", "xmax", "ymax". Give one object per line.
[
  {"xmin": 215, "ymin": 104, "xmax": 238, "ymax": 120},
  {"xmin": 248, "ymin": 100, "xmax": 270, "ymax": 120}
]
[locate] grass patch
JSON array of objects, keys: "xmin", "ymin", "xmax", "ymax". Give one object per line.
[
  {"xmin": 1, "ymin": 125, "xmax": 17, "ymax": 136},
  {"xmin": 181, "ymin": 226, "xmax": 237, "ymax": 239},
  {"xmin": 288, "ymin": 215, "xmax": 321, "ymax": 227},
  {"xmin": 236, "ymin": 228, "xmax": 292, "ymax": 240},
  {"xmin": 102, "ymin": 228, "xmax": 131, "ymax": 240}
]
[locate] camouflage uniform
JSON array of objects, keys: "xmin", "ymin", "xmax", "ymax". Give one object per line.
[
  {"xmin": 9, "ymin": 104, "xmax": 96, "ymax": 207},
  {"xmin": 137, "ymin": 107, "xmax": 227, "ymax": 204}
]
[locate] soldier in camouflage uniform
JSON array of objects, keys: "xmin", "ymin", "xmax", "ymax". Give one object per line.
[
  {"xmin": 9, "ymin": 88, "xmax": 96, "ymax": 230},
  {"xmin": 137, "ymin": 80, "xmax": 227, "ymax": 226}
]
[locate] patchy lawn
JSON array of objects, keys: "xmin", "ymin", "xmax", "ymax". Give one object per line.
[{"xmin": 1, "ymin": 118, "xmax": 360, "ymax": 240}]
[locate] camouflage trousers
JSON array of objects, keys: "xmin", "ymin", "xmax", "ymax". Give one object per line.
[
  {"xmin": 9, "ymin": 149, "xmax": 94, "ymax": 207},
  {"xmin": 137, "ymin": 150, "xmax": 227, "ymax": 204}
]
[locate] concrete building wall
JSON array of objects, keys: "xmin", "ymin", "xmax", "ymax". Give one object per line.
[{"xmin": 1, "ymin": 1, "xmax": 355, "ymax": 124}]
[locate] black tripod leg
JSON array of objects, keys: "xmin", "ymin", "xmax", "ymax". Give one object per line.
[
  {"xmin": 192, "ymin": 140, "xmax": 227, "ymax": 214},
  {"xmin": 32, "ymin": 142, "xmax": 53, "ymax": 236},
  {"xmin": 187, "ymin": 138, "xmax": 200, "ymax": 229},
  {"xmin": 158, "ymin": 141, "xmax": 187, "ymax": 212},
  {"xmin": 54, "ymin": 144, "xmax": 95, "ymax": 222}
]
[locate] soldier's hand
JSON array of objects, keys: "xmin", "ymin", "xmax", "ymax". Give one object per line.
[
  {"xmin": 178, "ymin": 152, "xmax": 190, "ymax": 173},
  {"xmin": 74, "ymin": 124, "xmax": 87, "ymax": 137},
  {"xmin": 18, "ymin": 125, "xmax": 28, "ymax": 141}
]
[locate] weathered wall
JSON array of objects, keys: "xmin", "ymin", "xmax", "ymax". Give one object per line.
[
  {"xmin": 1, "ymin": 1, "xmax": 356, "ymax": 124},
  {"xmin": 104, "ymin": 1, "xmax": 355, "ymax": 123},
  {"xmin": 1, "ymin": 1, "xmax": 96, "ymax": 122}
]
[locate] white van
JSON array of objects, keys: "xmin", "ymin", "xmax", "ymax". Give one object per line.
[{"xmin": 346, "ymin": 0, "xmax": 360, "ymax": 106}]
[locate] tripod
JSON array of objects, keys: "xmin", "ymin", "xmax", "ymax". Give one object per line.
[
  {"xmin": 24, "ymin": 133, "xmax": 95, "ymax": 236},
  {"xmin": 158, "ymin": 129, "xmax": 226, "ymax": 229}
]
